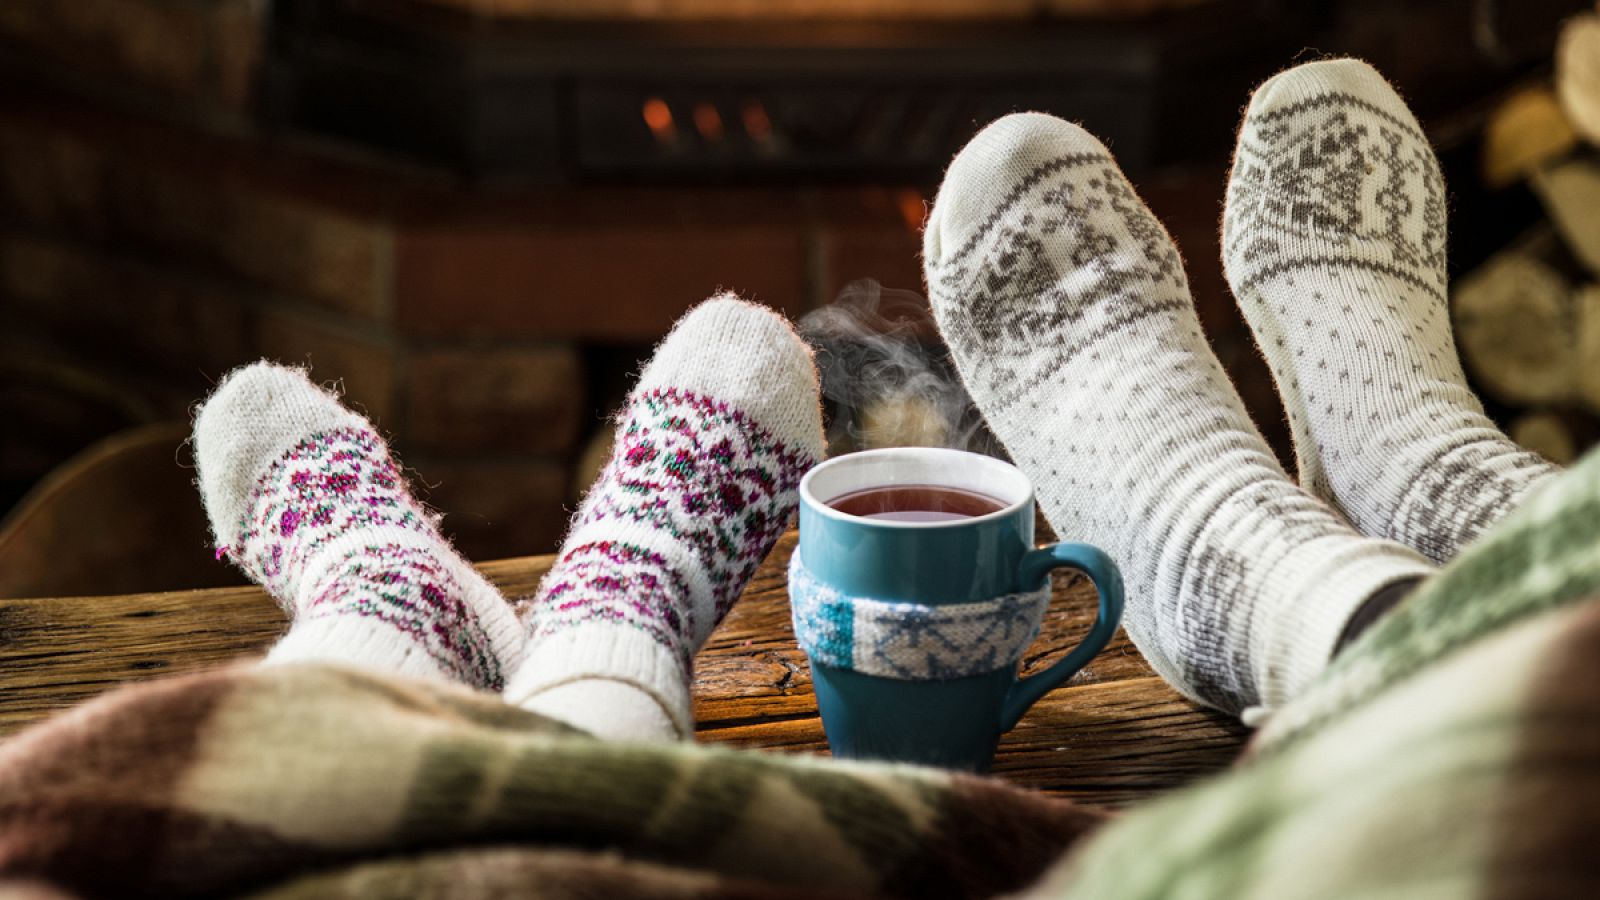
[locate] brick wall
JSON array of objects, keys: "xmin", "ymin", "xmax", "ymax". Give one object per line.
[
  {"xmin": 0, "ymin": 0, "xmax": 262, "ymax": 115},
  {"xmin": 0, "ymin": 83, "xmax": 934, "ymax": 561},
  {"xmin": 0, "ymin": 0, "xmax": 1290, "ymax": 571}
]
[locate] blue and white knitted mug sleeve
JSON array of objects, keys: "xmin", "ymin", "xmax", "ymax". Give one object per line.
[{"xmin": 788, "ymin": 552, "xmax": 1052, "ymax": 681}]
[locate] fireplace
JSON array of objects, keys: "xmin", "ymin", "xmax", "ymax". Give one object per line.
[
  {"xmin": 0, "ymin": 0, "xmax": 1584, "ymax": 584},
  {"xmin": 262, "ymin": 0, "xmax": 1315, "ymax": 180}
]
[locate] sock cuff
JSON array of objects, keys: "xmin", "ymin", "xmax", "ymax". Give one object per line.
[
  {"xmin": 457, "ymin": 564, "xmax": 532, "ymax": 677},
  {"xmin": 265, "ymin": 617, "xmax": 456, "ymax": 684},
  {"xmin": 1253, "ymin": 541, "xmax": 1435, "ymax": 712},
  {"xmin": 504, "ymin": 624, "xmax": 694, "ymax": 739}
]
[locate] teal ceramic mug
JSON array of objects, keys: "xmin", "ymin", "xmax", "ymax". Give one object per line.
[{"xmin": 791, "ymin": 447, "xmax": 1123, "ymax": 771}]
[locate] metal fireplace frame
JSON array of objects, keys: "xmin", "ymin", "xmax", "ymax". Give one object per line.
[{"xmin": 261, "ymin": 0, "xmax": 1316, "ymax": 182}]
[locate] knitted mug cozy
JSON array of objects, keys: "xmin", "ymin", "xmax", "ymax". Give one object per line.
[{"xmin": 788, "ymin": 551, "xmax": 1052, "ymax": 681}]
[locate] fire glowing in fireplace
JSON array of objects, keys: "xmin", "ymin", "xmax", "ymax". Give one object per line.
[
  {"xmin": 693, "ymin": 103, "xmax": 725, "ymax": 142},
  {"xmin": 741, "ymin": 100, "xmax": 773, "ymax": 142},
  {"xmin": 642, "ymin": 97, "xmax": 677, "ymax": 144}
]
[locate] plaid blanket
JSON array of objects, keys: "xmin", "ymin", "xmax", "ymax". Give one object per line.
[{"xmin": 6, "ymin": 450, "xmax": 1600, "ymax": 898}]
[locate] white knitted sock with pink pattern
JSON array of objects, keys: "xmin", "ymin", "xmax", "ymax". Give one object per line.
[
  {"xmin": 194, "ymin": 362, "xmax": 526, "ymax": 690},
  {"xmin": 508, "ymin": 296, "xmax": 826, "ymax": 741}
]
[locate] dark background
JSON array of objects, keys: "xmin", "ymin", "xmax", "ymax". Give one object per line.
[{"xmin": 0, "ymin": 0, "xmax": 1584, "ymax": 596}]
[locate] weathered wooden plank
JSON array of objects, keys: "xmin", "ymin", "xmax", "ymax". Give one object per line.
[
  {"xmin": 0, "ymin": 556, "xmax": 550, "ymax": 737},
  {"xmin": 0, "ymin": 529, "xmax": 1246, "ymax": 808},
  {"xmin": 702, "ymin": 677, "xmax": 1247, "ymax": 809}
]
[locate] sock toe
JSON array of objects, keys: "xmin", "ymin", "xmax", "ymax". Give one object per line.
[
  {"xmin": 194, "ymin": 361, "xmax": 367, "ymax": 549},
  {"xmin": 925, "ymin": 112, "xmax": 1107, "ymax": 268},
  {"xmin": 1245, "ymin": 58, "xmax": 1409, "ymax": 119},
  {"xmin": 635, "ymin": 294, "xmax": 824, "ymax": 459}
]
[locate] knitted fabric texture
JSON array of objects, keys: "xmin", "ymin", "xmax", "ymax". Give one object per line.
[
  {"xmin": 231, "ymin": 427, "xmax": 506, "ymax": 687},
  {"xmin": 195, "ymin": 362, "xmax": 524, "ymax": 691},
  {"xmin": 923, "ymin": 111, "xmax": 1434, "ymax": 716},
  {"xmin": 13, "ymin": 446, "xmax": 1600, "ymax": 898},
  {"xmin": 1223, "ymin": 58, "xmax": 1557, "ymax": 563},
  {"xmin": 508, "ymin": 296, "xmax": 825, "ymax": 739},
  {"xmin": 788, "ymin": 551, "xmax": 1051, "ymax": 680},
  {"xmin": 522, "ymin": 387, "xmax": 813, "ymax": 667},
  {"xmin": 1049, "ymin": 443, "xmax": 1600, "ymax": 899}
]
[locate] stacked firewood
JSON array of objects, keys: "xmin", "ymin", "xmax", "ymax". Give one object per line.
[{"xmin": 1456, "ymin": 13, "xmax": 1600, "ymax": 463}]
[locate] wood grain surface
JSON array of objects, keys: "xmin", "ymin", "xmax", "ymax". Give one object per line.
[{"xmin": 0, "ymin": 530, "xmax": 1247, "ymax": 808}]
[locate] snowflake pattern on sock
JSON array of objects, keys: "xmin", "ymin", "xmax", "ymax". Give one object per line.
[
  {"xmin": 225, "ymin": 427, "xmax": 505, "ymax": 688},
  {"xmin": 923, "ymin": 112, "xmax": 1436, "ymax": 712},
  {"xmin": 1222, "ymin": 68, "xmax": 1556, "ymax": 560},
  {"xmin": 523, "ymin": 387, "xmax": 816, "ymax": 671},
  {"xmin": 928, "ymin": 157, "xmax": 1191, "ymax": 413},
  {"xmin": 1226, "ymin": 96, "xmax": 1448, "ymax": 299}
]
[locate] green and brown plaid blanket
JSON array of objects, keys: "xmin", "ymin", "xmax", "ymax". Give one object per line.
[{"xmin": 6, "ymin": 450, "xmax": 1600, "ymax": 899}]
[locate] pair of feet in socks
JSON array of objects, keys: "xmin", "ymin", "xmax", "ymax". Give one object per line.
[
  {"xmin": 195, "ymin": 299, "xmax": 826, "ymax": 740},
  {"xmin": 195, "ymin": 58, "xmax": 1556, "ymax": 738},
  {"xmin": 926, "ymin": 57, "xmax": 1555, "ymax": 718}
]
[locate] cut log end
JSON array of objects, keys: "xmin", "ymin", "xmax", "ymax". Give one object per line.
[
  {"xmin": 1511, "ymin": 411, "xmax": 1579, "ymax": 464},
  {"xmin": 1453, "ymin": 237, "xmax": 1576, "ymax": 407},
  {"xmin": 1483, "ymin": 85, "xmax": 1577, "ymax": 188}
]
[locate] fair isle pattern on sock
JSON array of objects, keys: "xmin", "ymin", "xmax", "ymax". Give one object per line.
[
  {"xmin": 524, "ymin": 387, "xmax": 814, "ymax": 674},
  {"xmin": 1224, "ymin": 59, "xmax": 1558, "ymax": 563},
  {"xmin": 225, "ymin": 426, "xmax": 507, "ymax": 689},
  {"xmin": 532, "ymin": 541, "xmax": 695, "ymax": 668},
  {"xmin": 507, "ymin": 296, "xmax": 826, "ymax": 740},
  {"xmin": 924, "ymin": 113, "xmax": 1434, "ymax": 714}
]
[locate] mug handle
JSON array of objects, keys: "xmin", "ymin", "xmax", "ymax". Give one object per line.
[{"xmin": 999, "ymin": 542, "xmax": 1125, "ymax": 732}]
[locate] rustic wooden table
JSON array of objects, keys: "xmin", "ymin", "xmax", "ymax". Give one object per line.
[{"xmin": 0, "ymin": 530, "xmax": 1247, "ymax": 809}]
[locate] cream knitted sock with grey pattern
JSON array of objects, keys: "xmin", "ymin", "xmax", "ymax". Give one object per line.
[
  {"xmin": 924, "ymin": 112, "xmax": 1435, "ymax": 716},
  {"xmin": 1224, "ymin": 58, "xmax": 1558, "ymax": 564}
]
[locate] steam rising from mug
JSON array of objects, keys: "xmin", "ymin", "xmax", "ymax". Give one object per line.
[{"xmin": 799, "ymin": 279, "xmax": 1002, "ymax": 458}]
